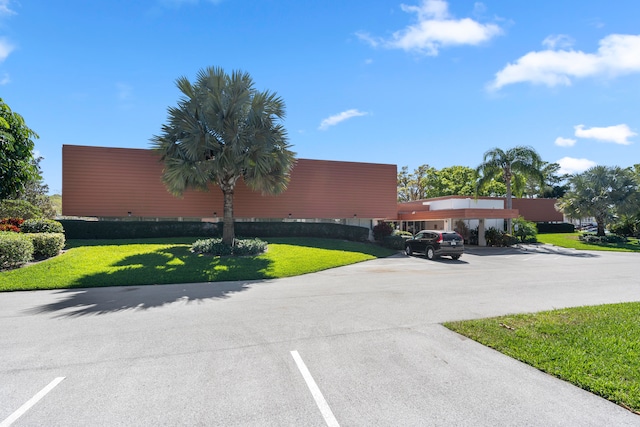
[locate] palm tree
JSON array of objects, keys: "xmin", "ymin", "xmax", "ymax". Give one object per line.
[
  {"xmin": 151, "ymin": 67, "xmax": 296, "ymax": 246},
  {"xmin": 557, "ymin": 166, "xmax": 638, "ymax": 236},
  {"xmin": 476, "ymin": 146, "xmax": 543, "ymax": 234}
]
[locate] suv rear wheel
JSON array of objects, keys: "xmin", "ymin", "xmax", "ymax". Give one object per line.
[{"xmin": 426, "ymin": 246, "xmax": 436, "ymax": 260}]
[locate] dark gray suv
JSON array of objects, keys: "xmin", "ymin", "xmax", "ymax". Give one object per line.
[{"xmin": 404, "ymin": 230, "xmax": 464, "ymax": 260}]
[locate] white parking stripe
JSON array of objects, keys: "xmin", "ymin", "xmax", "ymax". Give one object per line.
[
  {"xmin": 291, "ymin": 351, "xmax": 340, "ymax": 427},
  {"xmin": 0, "ymin": 377, "xmax": 65, "ymax": 427}
]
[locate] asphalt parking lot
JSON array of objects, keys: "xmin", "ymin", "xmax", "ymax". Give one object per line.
[{"xmin": 1, "ymin": 246, "xmax": 640, "ymax": 426}]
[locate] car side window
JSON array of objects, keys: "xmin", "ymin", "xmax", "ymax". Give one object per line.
[{"xmin": 415, "ymin": 232, "xmax": 424, "ymax": 239}]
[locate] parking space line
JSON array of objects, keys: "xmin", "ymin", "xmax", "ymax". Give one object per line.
[
  {"xmin": 0, "ymin": 377, "xmax": 65, "ymax": 427},
  {"xmin": 290, "ymin": 351, "xmax": 340, "ymax": 427}
]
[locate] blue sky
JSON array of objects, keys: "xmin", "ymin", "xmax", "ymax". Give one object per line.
[{"xmin": 1, "ymin": 0, "xmax": 639, "ymax": 194}]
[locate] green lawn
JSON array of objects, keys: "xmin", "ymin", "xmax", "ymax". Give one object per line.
[
  {"xmin": 445, "ymin": 302, "xmax": 640, "ymax": 414},
  {"xmin": 537, "ymin": 233, "xmax": 640, "ymax": 252},
  {"xmin": 0, "ymin": 237, "xmax": 395, "ymax": 291}
]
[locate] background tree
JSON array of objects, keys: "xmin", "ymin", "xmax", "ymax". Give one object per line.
[
  {"xmin": 436, "ymin": 166, "xmax": 479, "ymax": 196},
  {"xmin": 476, "ymin": 146, "xmax": 543, "ymax": 234},
  {"xmin": 522, "ymin": 161, "xmax": 568, "ymax": 198},
  {"xmin": 152, "ymin": 67, "xmax": 296, "ymax": 245},
  {"xmin": 0, "ymin": 98, "xmax": 40, "ymax": 200},
  {"xmin": 557, "ymin": 166, "xmax": 639, "ymax": 236},
  {"xmin": 14, "ymin": 156, "xmax": 57, "ymax": 218},
  {"xmin": 398, "ymin": 164, "xmax": 507, "ymax": 200},
  {"xmin": 397, "ymin": 164, "xmax": 437, "ymax": 201}
]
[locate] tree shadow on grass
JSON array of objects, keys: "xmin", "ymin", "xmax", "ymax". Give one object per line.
[{"xmin": 28, "ymin": 246, "xmax": 273, "ymax": 317}]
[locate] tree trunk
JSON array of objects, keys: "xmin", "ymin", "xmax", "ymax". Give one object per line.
[
  {"xmin": 505, "ymin": 169, "xmax": 513, "ymax": 234},
  {"xmin": 221, "ymin": 184, "xmax": 235, "ymax": 246}
]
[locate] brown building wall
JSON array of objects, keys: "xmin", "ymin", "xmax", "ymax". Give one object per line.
[
  {"xmin": 62, "ymin": 145, "xmax": 398, "ymax": 220},
  {"xmin": 511, "ymin": 198, "xmax": 563, "ymax": 222}
]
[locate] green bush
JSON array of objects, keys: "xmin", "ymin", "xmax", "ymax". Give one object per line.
[
  {"xmin": 0, "ymin": 199, "xmax": 43, "ymax": 220},
  {"xmin": 381, "ymin": 235, "xmax": 410, "ymax": 250},
  {"xmin": 27, "ymin": 232, "xmax": 65, "ymax": 259},
  {"xmin": 579, "ymin": 233, "xmax": 627, "ymax": 244},
  {"xmin": 500, "ymin": 233, "xmax": 519, "ymax": 246},
  {"xmin": 372, "ymin": 221, "xmax": 393, "ymax": 241},
  {"xmin": 485, "ymin": 227, "xmax": 502, "ymax": 246},
  {"xmin": 192, "ymin": 237, "xmax": 267, "ymax": 256},
  {"xmin": 0, "ymin": 232, "xmax": 34, "ymax": 269},
  {"xmin": 393, "ymin": 230, "xmax": 412, "ymax": 237},
  {"xmin": 513, "ymin": 217, "xmax": 538, "ymax": 243},
  {"xmin": 536, "ymin": 222, "xmax": 575, "ymax": 233},
  {"xmin": 484, "ymin": 227, "xmax": 518, "ymax": 247},
  {"xmin": 60, "ymin": 219, "xmax": 370, "ymax": 241},
  {"xmin": 232, "ymin": 238, "xmax": 268, "ymax": 256},
  {"xmin": 21, "ymin": 218, "xmax": 64, "ymax": 234}
]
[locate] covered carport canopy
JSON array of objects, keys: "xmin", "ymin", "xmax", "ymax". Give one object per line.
[{"xmin": 396, "ymin": 208, "xmax": 520, "ymax": 246}]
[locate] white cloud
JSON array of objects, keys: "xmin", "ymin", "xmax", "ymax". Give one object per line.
[
  {"xmin": 542, "ymin": 34, "xmax": 574, "ymax": 50},
  {"xmin": 489, "ymin": 34, "xmax": 640, "ymax": 90},
  {"xmin": 574, "ymin": 124, "xmax": 636, "ymax": 145},
  {"xmin": 555, "ymin": 137, "xmax": 576, "ymax": 147},
  {"xmin": 0, "ymin": 0, "xmax": 15, "ymax": 16},
  {"xmin": 556, "ymin": 157, "xmax": 597, "ymax": 175},
  {"xmin": 318, "ymin": 109, "xmax": 368, "ymax": 131},
  {"xmin": 0, "ymin": 38, "xmax": 15, "ymax": 62},
  {"xmin": 357, "ymin": 0, "xmax": 502, "ymax": 56}
]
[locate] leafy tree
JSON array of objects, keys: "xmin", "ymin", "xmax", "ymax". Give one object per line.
[
  {"xmin": 522, "ymin": 161, "xmax": 568, "ymax": 198},
  {"xmin": 397, "ymin": 164, "xmax": 438, "ymax": 201},
  {"xmin": 0, "ymin": 98, "xmax": 40, "ymax": 199},
  {"xmin": 557, "ymin": 166, "xmax": 639, "ymax": 236},
  {"xmin": 11, "ymin": 156, "xmax": 57, "ymax": 218},
  {"xmin": 398, "ymin": 164, "xmax": 506, "ymax": 200},
  {"xmin": 151, "ymin": 67, "xmax": 296, "ymax": 245},
  {"xmin": 476, "ymin": 146, "xmax": 543, "ymax": 233}
]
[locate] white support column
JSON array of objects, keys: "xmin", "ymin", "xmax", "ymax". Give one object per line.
[{"xmin": 478, "ymin": 218, "xmax": 487, "ymax": 246}]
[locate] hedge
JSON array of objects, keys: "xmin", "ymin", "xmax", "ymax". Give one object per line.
[
  {"xmin": 0, "ymin": 232, "xmax": 33, "ymax": 269},
  {"xmin": 536, "ymin": 222, "xmax": 575, "ymax": 233},
  {"xmin": 59, "ymin": 220, "xmax": 370, "ymax": 241},
  {"xmin": 27, "ymin": 233, "xmax": 66, "ymax": 259},
  {"xmin": 21, "ymin": 218, "xmax": 64, "ymax": 234}
]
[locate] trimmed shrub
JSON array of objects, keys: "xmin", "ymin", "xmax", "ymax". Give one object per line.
[
  {"xmin": 192, "ymin": 237, "xmax": 267, "ymax": 256},
  {"xmin": 579, "ymin": 233, "xmax": 627, "ymax": 244},
  {"xmin": 381, "ymin": 235, "xmax": 410, "ymax": 250},
  {"xmin": 0, "ymin": 232, "xmax": 34, "ymax": 269},
  {"xmin": 372, "ymin": 221, "xmax": 393, "ymax": 241},
  {"xmin": 500, "ymin": 233, "xmax": 519, "ymax": 247},
  {"xmin": 60, "ymin": 220, "xmax": 221, "ymax": 239},
  {"xmin": 536, "ymin": 222, "xmax": 575, "ymax": 233},
  {"xmin": 27, "ymin": 232, "xmax": 65, "ymax": 259},
  {"xmin": 60, "ymin": 219, "xmax": 369, "ymax": 241},
  {"xmin": 232, "ymin": 238, "xmax": 268, "ymax": 256},
  {"xmin": 21, "ymin": 218, "xmax": 64, "ymax": 234},
  {"xmin": 0, "ymin": 199, "xmax": 43, "ymax": 220}
]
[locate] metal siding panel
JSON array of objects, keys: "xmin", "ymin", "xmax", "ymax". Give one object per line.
[{"xmin": 62, "ymin": 146, "xmax": 397, "ymax": 219}]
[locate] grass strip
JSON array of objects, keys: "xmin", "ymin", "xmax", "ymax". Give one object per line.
[
  {"xmin": 444, "ymin": 302, "xmax": 640, "ymax": 414},
  {"xmin": 536, "ymin": 233, "xmax": 640, "ymax": 252},
  {"xmin": 0, "ymin": 237, "xmax": 395, "ymax": 291}
]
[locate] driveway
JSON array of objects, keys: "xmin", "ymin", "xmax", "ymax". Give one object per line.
[{"xmin": 1, "ymin": 247, "xmax": 639, "ymax": 426}]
